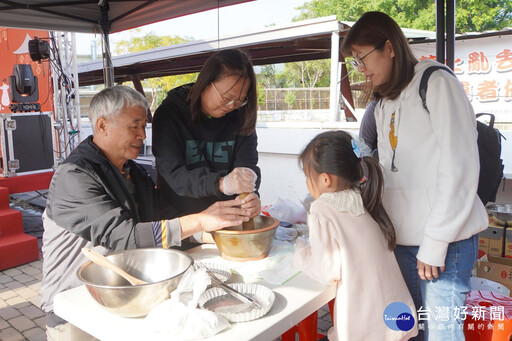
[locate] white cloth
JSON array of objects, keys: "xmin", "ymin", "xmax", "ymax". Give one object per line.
[
  {"xmin": 294, "ymin": 190, "xmax": 418, "ymax": 341},
  {"xmin": 187, "ymin": 240, "xmax": 300, "ymax": 285},
  {"xmin": 145, "ymin": 268, "xmax": 230, "ymax": 341},
  {"xmin": 375, "ymin": 59, "xmax": 488, "ymax": 266}
]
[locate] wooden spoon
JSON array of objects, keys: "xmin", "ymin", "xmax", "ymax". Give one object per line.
[
  {"xmin": 239, "ymin": 192, "xmax": 255, "ymax": 230},
  {"xmin": 81, "ymin": 248, "xmax": 148, "ymax": 286}
]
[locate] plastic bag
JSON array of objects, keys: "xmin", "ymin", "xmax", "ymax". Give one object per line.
[
  {"xmin": 274, "ymin": 226, "xmax": 298, "ymax": 241},
  {"xmin": 145, "ymin": 267, "xmax": 230, "ymax": 340},
  {"xmin": 267, "ymin": 197, "xmax": 307, "ymax": 224},
  {"xmin": 300, "ymin": 194, "xmax": 315, "ymax": 213}
]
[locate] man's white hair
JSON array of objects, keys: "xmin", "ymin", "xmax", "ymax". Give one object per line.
[{"xmin": 89, "ymin": 85, "xmax": 149, "ymax": 133}]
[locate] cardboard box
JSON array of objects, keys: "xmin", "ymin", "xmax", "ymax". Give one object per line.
[
  {"xmin": 505, "ymin": 228, "xmax": 512, "ymax": 259},
  {"xmin": 477, "ymin": 256, "xmax": 512, "ymax": 296},
  {"xmin": 488, "ymin": 224, "xmax": 505, "ymax": 257},
  {"xmin": 478, "ymin": 228, "xmax": 490, "ymax": 258},
  {"xmin": 479, "ymin": 224, "xmax": 506, "ymax": 258}
]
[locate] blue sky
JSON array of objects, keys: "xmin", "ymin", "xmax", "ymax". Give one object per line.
[{"xmin": 76, "ymin": 0, "xmax": 307, "ymax": 56}]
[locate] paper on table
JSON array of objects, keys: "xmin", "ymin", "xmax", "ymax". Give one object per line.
[
  {"xmin": 190, "ymin": 240, "xmax": 300, "ymax": 285},
  {"xmin": 233, "ymin": 240, "xmax": 300, "ymax": 284}
]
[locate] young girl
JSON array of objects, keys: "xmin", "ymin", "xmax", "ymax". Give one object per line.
[{"xmin": 294, "ymin": 130, "xmax": 417, "ymax": 341}]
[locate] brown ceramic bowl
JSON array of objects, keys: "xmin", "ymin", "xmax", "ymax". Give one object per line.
[{"xmin": 213, "ymin": 216, "xmax": 279, "ymax": 262}]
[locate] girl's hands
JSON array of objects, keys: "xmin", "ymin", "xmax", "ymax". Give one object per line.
[
  {"xmin": 417, "ymin": 259, "xmax": 445, "ymax": 281},
  {"xmin": 237, "ymin": 192, "xmax": 261, "ymax": 218}
]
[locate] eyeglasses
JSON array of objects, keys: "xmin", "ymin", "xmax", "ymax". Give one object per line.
[
  {"xmin": 350, "ymin": 42, "xmax": 386, "ymax": 71},
  {"xmin": 211, "ymin": 82, "xmax": 248, "ymax": 108}
]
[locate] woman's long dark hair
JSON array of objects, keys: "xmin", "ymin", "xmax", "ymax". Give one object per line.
[
  {"xmin": 187, "ymin": 49, "xmax": 257, "ymax": 135},
  {"xmin": 341, "ymin": 11, "xmax": 418, "ymax": 101},
  {"xmin": 299, "ymin": 130, "xmax": 396, "ymax": 250}
]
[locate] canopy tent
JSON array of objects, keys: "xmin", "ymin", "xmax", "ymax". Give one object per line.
[{"xmin": 0, "ymin": 0, "xmax": 252, "ymax": 33}]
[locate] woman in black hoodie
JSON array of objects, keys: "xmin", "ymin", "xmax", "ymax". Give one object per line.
[{"xmin": 153, "ymin": 49, "xmax": 261, "ymax": 245}]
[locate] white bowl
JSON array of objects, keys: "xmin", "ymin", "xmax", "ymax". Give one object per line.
[{"xmin": 198, "ymin": 283, "xmax": 275, "ymax": 322}]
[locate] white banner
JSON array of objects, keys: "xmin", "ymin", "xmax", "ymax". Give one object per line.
[{"xmin": 411, "ymin": 34, "xmax": 512, "ymax": 124}]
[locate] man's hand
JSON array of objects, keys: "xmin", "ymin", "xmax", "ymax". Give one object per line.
[
  {"xmin": 417, "ymin": 259, "xmax": 445, "ymax": 281},
  {"xmin": 237, "ymin": 192, "xmax": 261, "ymax": 218},
  {"xmin": 198, "ymin": 197, "xmax": 252, "ymax": 232}
]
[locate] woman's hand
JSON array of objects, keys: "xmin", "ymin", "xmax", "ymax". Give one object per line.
[
  {"xmin": 417, "ymin": 259, "xmax": 445, "ymax": 281},
  {"xmin": 237, "ymin": 192, "xmax": 261, "ymax": 218},
  {"xmin": 219, "ymin": 167, "xmax": 257, "ymax": 195}
]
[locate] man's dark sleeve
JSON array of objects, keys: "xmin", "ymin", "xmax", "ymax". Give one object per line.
[{"xmin": 47, "ymin": 164, "xmax": 155, "ymax": 251}]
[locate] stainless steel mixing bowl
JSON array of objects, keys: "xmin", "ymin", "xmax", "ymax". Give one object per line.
[
  {"xmin": 213, "ymin": 215, "xmax": 279, "ymax": 262},
  {"xmin": 77, "ymin": 248, "xmax": 193, "ymax": 317},
  {"xmin": 486, "ymin": 203, "xmax": 512, "ymax": 226}
]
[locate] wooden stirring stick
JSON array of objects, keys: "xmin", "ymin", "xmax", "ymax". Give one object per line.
[
  {"xmin": 239, "ymin": 192, "xmax": 255, "ymax": 230},
  {"xmin": 81, "ymin": 248, "xmax": 148, "ymax": 286}
]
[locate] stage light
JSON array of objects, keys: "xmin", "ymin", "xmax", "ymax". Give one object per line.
[
  {"xmin": 8, "ymin": 64, "xmax": 41, "ymax": 112},
  {"xmin": 28, "ymin": 38, "xmax": 51, "ymax": 62}
]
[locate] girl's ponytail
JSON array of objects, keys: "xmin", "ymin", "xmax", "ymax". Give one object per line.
[{"xmin": 359, "ymin": 157, "xmax": 396, "ymax": 250}]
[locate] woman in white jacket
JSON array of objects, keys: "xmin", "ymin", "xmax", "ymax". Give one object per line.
[{"xmin": 341, "ymin": 11, "xmax": 488, "ymax": 341}]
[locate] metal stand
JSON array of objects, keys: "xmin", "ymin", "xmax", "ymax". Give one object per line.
[{"xmin": 50, "ymin": 31, "xmax": 81, "ymax": 160}]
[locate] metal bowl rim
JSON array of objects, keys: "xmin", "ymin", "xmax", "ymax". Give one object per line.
[
  {"xmin": 485, "ymin": 204, "xmax": 512, "ymax": 213},
  {"xmin": 76, "ymin": 248, "xmax": 193, "ymax": 289}
]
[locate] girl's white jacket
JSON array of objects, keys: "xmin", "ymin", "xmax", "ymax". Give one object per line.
[{"xmin": 375, "ymin": 59, "xmax": 488, "ymax": 267}]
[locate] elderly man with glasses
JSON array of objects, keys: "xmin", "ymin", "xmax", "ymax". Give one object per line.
[{"xmin": 152, "ymin": 49, "xmax": 261, "ymax": 248}]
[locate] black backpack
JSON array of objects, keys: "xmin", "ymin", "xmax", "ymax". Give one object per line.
[{"xmin": 419, "ymin": 65, "xmax": 505, "ymax": 205}]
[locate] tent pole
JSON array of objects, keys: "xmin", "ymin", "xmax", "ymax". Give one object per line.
[
  {"xmin": 446, "ymin": 0, "xmax": 455, "ymax": 70},
  {"xmin": 436, "ymin": 0, "xmax": 445, "ymax": 64},
  {"xmin": 329, "ymin": 30, "xmax": 340, "ymax": 121},
  {"xmin": 100, "ymin": 1, "xmax": 114, "ymax": 87}
]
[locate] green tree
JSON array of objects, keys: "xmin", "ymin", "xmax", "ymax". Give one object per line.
[
  {"xmin": 273, "ymin": 59, "xmax": 330, "ymax": 109},
  {"xmin": 258, "ymin": 64, "xmax": 279, "ymax": 88},
  {"xmin": 294, "ymin": 0, "xmax": 512, "ymax": 33},
  {"xmin": 256, "ymin": 81, "xmax": 267, "ymax": 109},
  {"xmin": 114, "ymin": 31, "xmax": 198, "ymax": 111},
  {"xmin": 284, "ymin": 91, "xmax": 297, "ymax": 109}
]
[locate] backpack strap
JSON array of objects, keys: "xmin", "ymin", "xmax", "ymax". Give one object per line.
[
  {"xmin": 419, "ymin": 65, "xmax": 455, "ymax": 113},
  {"xmin": 476, "ymin": 113, "xmax": 495, "ymax": 129}
]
